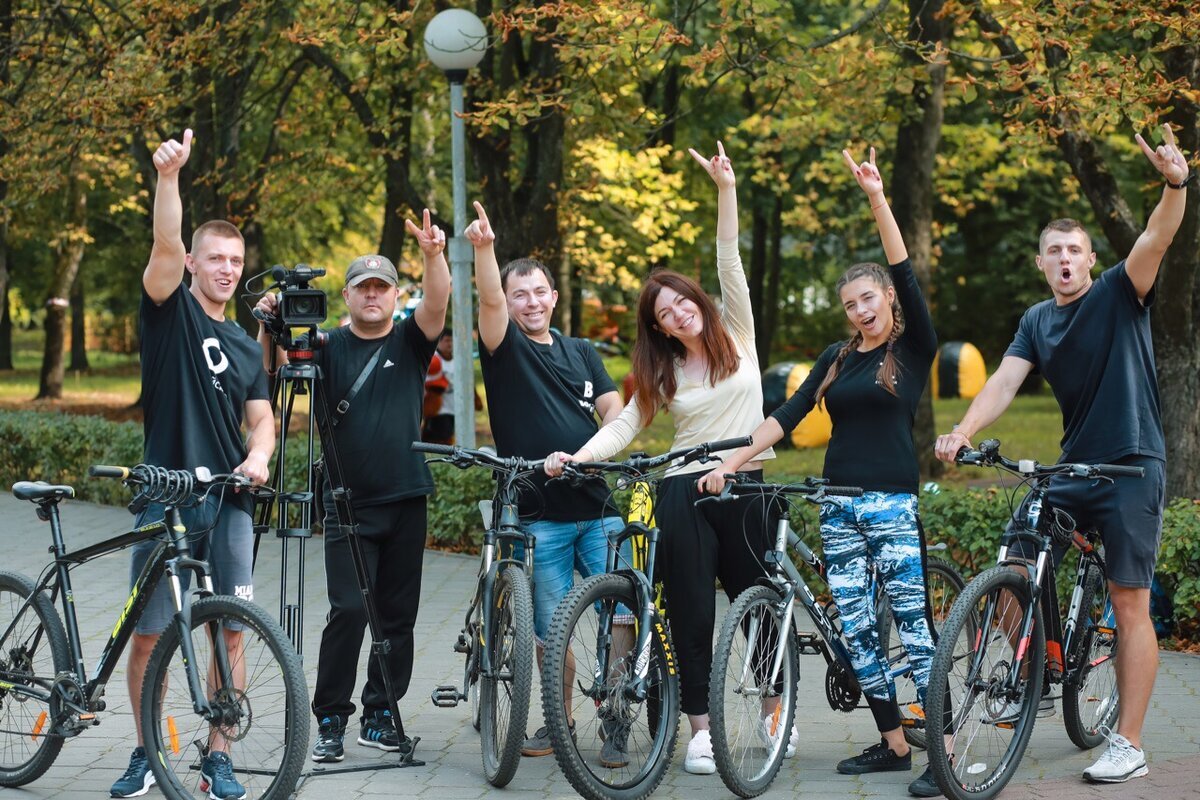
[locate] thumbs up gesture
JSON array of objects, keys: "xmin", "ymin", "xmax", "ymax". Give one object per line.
[{"xmin": 152, "ymin": 129, "xmax": 193, "ymax": 177}]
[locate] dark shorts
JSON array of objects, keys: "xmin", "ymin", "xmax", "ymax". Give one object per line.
[
  {"xmin": 129, "ymin": 495, "xmax": 255, "ymax": 634},
  {"xmin": 1005, "ymin": 455, "xmax": 1165, "ymax": 588}
]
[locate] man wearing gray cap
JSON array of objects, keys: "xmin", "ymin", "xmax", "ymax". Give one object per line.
[{"xmin": 254, "ymin": 211, "xmax": 450, "ymax": 763}]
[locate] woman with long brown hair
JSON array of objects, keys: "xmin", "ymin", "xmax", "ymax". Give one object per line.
[
  {"xmin": 698, "ymin": 147, "xmax": 944, "ymax": 796},
  {"xmin": 545, "ymin": 141, "xmax": 778, "ymax": 775}
]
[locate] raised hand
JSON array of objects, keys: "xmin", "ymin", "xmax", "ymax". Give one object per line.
[
  {"xmin": 843, "ymin": 146, "xmax": 885, "ymax": 199},
  {"xmin": 152, "ymin": 129, "xmax": 193, "ymax": 177},
  {"xmin": 464, "ymin": 201, "xmax": 495, "ymax": 248},
  {"xmin": 405, "ymin": 209, "xmax": 447, "ymax": 258},
  {"xmin": 1136, "ymin": 124, "xmax": 1190, "ymax": 186},
  {"xmin": 688, "ymin": 141, "xmax": 736, "ymax": 190}
]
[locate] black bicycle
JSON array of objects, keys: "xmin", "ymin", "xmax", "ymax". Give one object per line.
[
  {"xmin": 539, "ymin": 437, "xmax": 754, "ymax": 800},
  {"xmin": 0, "ymin": 464, "xmax": 308, "ymax": 799},
  {"xmin": 702, "ymin": 475, "xmax": 966, "ymax": 797},
  {"xmin": 924, "ymin": 439, "xmax": 1141, "ymax": 800},
  {"xmin": 417, "ymin": 442, "xmax": 538, "ymax": 788}
]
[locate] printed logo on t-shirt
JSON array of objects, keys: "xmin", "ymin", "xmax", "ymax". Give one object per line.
[
  {"xmin": 584, "ymin": 380, "xmax": 594, "ymax": 399},
  {"xmin": 202, "ymin": 337, "xmax": 230, "ymax": 395},
  {"xmin": 234, "ymin": 584, "xmax": 254, "ymax": 601},
  {"xmin": 384, "ymin": 359, "xmax": 395, "ymax": 368}
]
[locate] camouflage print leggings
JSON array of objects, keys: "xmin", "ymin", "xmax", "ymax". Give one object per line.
[{"xmin": 818, "ymin": 492, "xmax": 935, "ymax": 709}]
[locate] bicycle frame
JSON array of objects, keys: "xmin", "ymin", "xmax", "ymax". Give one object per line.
[{"xmin": 0, "ymin": 499, "xmax": 232, "ymax": 730}]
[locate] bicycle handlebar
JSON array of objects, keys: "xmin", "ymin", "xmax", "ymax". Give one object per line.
[
  {"xmin": 88, "ymin": 465, "xmax": 130, "ymax": 479},
  {"xmin": 87, "ymin": 464, "xmax": 260, "ymax": 511},
  {"xmin": 955, "ymin": 439, "xmax": 1145, "ymax": 480},
  {"xmin": 557, "ymin": 436, "xmax": 755, "ymax": 483},
  {"xmin": 411, "ymin": 441, "xmax": 546, "ymax": 474},
  {"xmin": 695, "ymin": 474, "xmax": 864, "ymax": 506}
]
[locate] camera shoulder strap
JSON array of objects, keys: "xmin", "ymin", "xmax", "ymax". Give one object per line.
[{"xmin": 332, "ymin": 343, "xmax": 386, "ymax": 427}]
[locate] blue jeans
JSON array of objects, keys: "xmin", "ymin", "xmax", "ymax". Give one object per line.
[{"xmin": 518, "ymin": 516, "xmax": 629, "ymax": 643}]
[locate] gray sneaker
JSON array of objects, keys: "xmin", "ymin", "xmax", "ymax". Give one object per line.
[
  {"xmin": 1038, "ymin": 695, "xmax": 1057, "ymax": 718},
  {"xmin": 522, "ymin": 721, "xmax": 574, "ymax": 757},
  {"xmin": 599, "ymin": 718, "xmax": 630, "ymax": 768}
]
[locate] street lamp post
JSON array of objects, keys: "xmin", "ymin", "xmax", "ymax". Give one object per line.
[{"xmin": 424, "ymin": 9, "xmax": 487, "ymax": 448}]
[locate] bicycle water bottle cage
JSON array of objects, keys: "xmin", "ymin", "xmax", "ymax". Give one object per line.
[{"xmin": 1046, "ymin": 507, "xmax": 1078, "ymax": 548}]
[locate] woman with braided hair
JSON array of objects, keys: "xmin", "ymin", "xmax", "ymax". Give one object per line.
[{"xmin": 699, "ymin": 146, "xmax": 943, "ymax": 797}]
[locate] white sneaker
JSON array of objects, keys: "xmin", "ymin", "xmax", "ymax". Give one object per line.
[
  {"xmin": 685, "ymin": 729, "xmax": 717, "ymax": 775},
  {"xmin": 1082, "ymin": 729, "xmax": 1149, "ymax": 783},
  {"xmin": 757, "ymin": 714, "xmax": 799, "ymax": 759}
]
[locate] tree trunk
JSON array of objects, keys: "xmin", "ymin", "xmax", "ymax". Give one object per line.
[
  {"xmin": 763, "ymin": 192, "xmax": 784, "ymax": 364},
  {"xmin": 749, "ymin": 199, "xmax": 769, "ymax": 363},
  {"xmin": 0, "ymin": 280, "xmax": 11, "ymax": 371},
  {"xmin": 37, "ymin": 170, "xmax": 88, "ymax": 400},
  {"xmin": 237, "ymin": 220, "xmax": 263, "ymax": 335},
  {"xmin": 69, "ymin": 272, "xmax": 89, "ymax": 371},
  {"xmin": 891, "ymin": 0, "xmax": 950, "ymax": 480}
]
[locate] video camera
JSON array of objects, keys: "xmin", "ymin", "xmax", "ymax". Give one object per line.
[{"xmin": 249, "ymin": 264, "xmax": 328, "ymax": 345}]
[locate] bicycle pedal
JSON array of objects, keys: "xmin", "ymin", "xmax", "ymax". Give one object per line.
[
  {"xmin": 452, "ymin": 634, "xmax": 470, "ymax": 654},
  {"xmin": 430, "ymin": 685, "xmax": 464, "ymax": 708}
]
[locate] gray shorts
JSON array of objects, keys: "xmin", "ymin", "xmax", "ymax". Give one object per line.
[
  {"xmin": 129, "ymin": 495, "xmax": 254, "ymax": 635},
  {"xmin": 1004, "ymin": 455, "xmax": 1165, "ymax": 589}
]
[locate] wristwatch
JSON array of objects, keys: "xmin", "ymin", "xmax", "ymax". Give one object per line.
[{"xmin": 1166, "ymin": 171, "xmax": 1195, "ymax": 190}]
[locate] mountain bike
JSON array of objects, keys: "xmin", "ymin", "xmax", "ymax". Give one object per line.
[
  {"xmin": 924, "ymin": 439, "xmax": 1142, "ymax": 800},
  {"xmin": 417, "ymin": 442, "xmax": 539, "ymax": 788},
  {"xmin": 0, "ymin": 464, "xmax": 308, "ymax": 800},
  {"xmin": 702, "ymin": 475, "xmax": 966, "ymax": 798},
  {"xmin": 540, "ymin": 436, "xmax": 752, "ymax": 800}
]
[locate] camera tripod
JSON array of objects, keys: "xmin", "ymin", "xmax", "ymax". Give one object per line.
[{"xmin": 253, "ymin": 318, "xmax": 424, "ymax": 778}]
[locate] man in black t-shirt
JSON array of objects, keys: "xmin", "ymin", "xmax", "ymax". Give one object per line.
[
  {"xmin": 465, "ymin": 202, "xmax": 631, "ymax": 759},
  {"xmin": 255, "ymin": 210, "xmax": 450, "ymax": 764},
  {"xmin": 111, "ymin": 129, "xmax": 276, "ymax": 800},
  {"xmin": 935, "ymin": 124, "xmax": 1190, "ymax": 786}
]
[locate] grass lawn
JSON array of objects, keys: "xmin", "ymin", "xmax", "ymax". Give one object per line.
[{"xmin": 0, "ymin": 329, "xmax": 1065, "ymax": 483}]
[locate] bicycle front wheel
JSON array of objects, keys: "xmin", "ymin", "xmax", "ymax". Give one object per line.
[
  {"xmin": 877, "ymin": 556, "xmax": 966, "ymax": 750},
  {"xmin": 709, "ymin": 583, "xmax": 797, "ymax": 798},
  {"xmin": 542, "ymin": 573, "xmax": 679, "ymax": 800},
  {"xmin": 925, "ymin": 565, "xmax": 1044, "ymax": 800},
  {"xmin": 141, "ymin": 595, "xmax": 308, "ymax": 800},
  {"xmin": 0, "ymin": 571, "xmax": 70, "ymax": 787},
  {"xmin": 1062, "ymin": 560, "xmax": 1118, "ymax": 749},
  {"xmin": 478, "ymin": 565, "xmax": 534, "ymax": 787}
]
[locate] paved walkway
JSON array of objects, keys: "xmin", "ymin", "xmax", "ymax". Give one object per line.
[{"xmin": 1, "ymin": 494, "xmax": 1197, "ymax": 799}]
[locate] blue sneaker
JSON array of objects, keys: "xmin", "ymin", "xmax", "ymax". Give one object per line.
[
  {"xmin": 312, "ymin": 715, "xmax": 347, "ymax": 762},
  {"xmin": 110, "ymin": 746, "xmax": 155, "ymax": 797},
  {"xmin": 199, "ymin": 750, "xmax": 246, "ymax": 800},
  {"xmin": 358, "ymin": 709, "xmax": 400, "ymax": 751}
]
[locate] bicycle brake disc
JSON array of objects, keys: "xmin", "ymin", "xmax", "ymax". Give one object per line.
[{"xmin": 825, "ymin": 661, "xmax": 861, "ymax": 712}]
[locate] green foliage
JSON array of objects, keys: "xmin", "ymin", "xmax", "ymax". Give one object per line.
[
  {"xmin": 1155, "ymin": 498, "xmax": 1200, "ymax": 639},
  {"xmin": 424, "ymin": 463, "xmax": 496, "ymax": 551}
]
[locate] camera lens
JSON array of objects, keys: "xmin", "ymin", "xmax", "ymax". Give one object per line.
[{"xmin": 293, "ymin": 296, "xmax": 318, "ymax": 316}]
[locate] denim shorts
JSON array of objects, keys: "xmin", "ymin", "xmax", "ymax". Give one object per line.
[
  {"xmin": 128, "ymin": 494, "xmax": 254, "ymax": 635},
  {"xmin": 515, "ymin": 516, "xmax": 630, "ymax": 643}
]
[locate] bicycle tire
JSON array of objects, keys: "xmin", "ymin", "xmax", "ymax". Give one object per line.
[
  {"xmin": 1062, "ymin": 561, "xmax": 1118, "ymax": 750},
  {"xmin": 925, "ymin": 565, "xmax": 1044, "ymax": 800},
  {"xmin": 709, "ymin": 583, "xmax": 797, "ymax": 798},
  {"xmin": 877, "ymin": 556, "xmax": 967, "ymax": 750},
  {"xmin": 478, "ymin": 565, "xmax": 534, "ymax": 787},
  {"xmin": 0, "ymin": 571, "xmax": 70, "ymax": 787},
  {"xmin": 141, "ymin": 595, "xmax": 308, "ymax": 800},
  {"xmin": 542, "ymin": 573, "xmax": 679, "ymax": 800}
]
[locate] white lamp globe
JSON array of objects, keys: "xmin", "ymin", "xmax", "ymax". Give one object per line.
[{"xmin": 424, "ymin": 9, "xmax": 488, "ymax": 73}]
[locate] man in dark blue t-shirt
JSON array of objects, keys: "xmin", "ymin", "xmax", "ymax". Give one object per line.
[
  {"xmin": 112, "ymin": 129, "xmax": 276, "ymax": 800},
  {"xmin": 935, "ymin": 124, "xmax": 1191, "ymax": 786},
  {"xmin": 255, "ymin": 212, "xmax": 450, "ymax": 764}
]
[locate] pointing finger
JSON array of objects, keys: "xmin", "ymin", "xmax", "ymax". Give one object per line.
[
  {"xmin": 687, "ymin": 148, "xmax": 710, "ymax": 168},
  {"xmin": 841, "ymin": 149, "xmax": 859, "ymax": 173},
  {"xmin": 1135, "ymin": 133, "xmax": 1157, "ymax": 162},
  {"xmin": 1162, "ymin": 123, "xmax": 1177, "ymax": 150},
  {"xmin": 473, "ymin": 200, "xmax": 490, "ymax": 226},
  {"xmin": 716, "ymin": 140, "xmax": 726, "ymax": 159},
  {"xmin": 404, "ymin": 218, "xmax": 422, "ymax": 238},
  {"xmin": 869, "ymin": 146, "xmax": 876, "ymax": 166},
  {"xmin": 423, "ymin": 208, "xmax": 432, "ymax": 232}
]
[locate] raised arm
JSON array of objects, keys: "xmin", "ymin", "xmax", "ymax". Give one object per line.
[
  {"xmin": 688, "ymin": 140, "xmax": 738, "ymax": 241},
  {"xmin": 407, "ymin": 209, "xmax": 451, "ymax": 340},
  {"xmin": 1126, "ymin": 123, "xmax": 1190, "ymax": 301},
  {"xmin": 933, "ymin": 355, "xmax": 1033, "ymax": 462},
  {"xmin": 144, "ymin": 129, "xmax": 193, "ymax": 304},
  {"xmin": 468, "ymin": 202, "xmax": 507, "ymax": 353},
  {"xmin": 843, "ymin": 146, "xmax": 908, "ymax": 265}
]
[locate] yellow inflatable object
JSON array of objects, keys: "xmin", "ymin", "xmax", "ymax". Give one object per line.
[
  {"xmin": 762, "ymin": 362, "xmax": 832, "ymax": 448},
  {"xmin": 932, "ymin": 342, "xmax": 987, "ymax": 399}
]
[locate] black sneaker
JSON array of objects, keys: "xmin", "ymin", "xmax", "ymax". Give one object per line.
[
  {"xmin": 358, "ymin": 709, "xmax": 401, "ymax": 751},
  {"xmin": 837, "ymin": 738, "xmax": 912, "ymax": 775},
  {"xmin": 599, "ymin": 718, "xmax": 630, "ymax": 768},
  {"xmin": 312, "ymin": 715, "xmax": 347, "ymax": 762},
  {"xmin": 908, "ymin": 763, "xmax": 943, "ymax": 797}
]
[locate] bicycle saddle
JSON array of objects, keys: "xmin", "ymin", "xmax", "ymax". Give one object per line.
[{"xmin": 12, "ymin": 481, "xmax": 76, "ymax": 502}]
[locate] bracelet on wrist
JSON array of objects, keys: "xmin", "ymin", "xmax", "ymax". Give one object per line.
[{"xmin": 1166, "ymin": 171, "xmax": 1194, "ymax": 190}]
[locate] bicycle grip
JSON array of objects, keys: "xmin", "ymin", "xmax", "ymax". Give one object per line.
[
  {"xmin": 705, "ymin": 436, "xmax": 753, "ymax": 453},
  {"xmin": 823, "ymin": 485, "xmax": 863, "ymax": 497},
  {"xmin": 88, "ymin": 465, "xmax": 130, "ymax": 479},
  {"xmin": 412, "ymin": 442, "xmax": 455, "ymax": 455},
  {"xmin": 1096, "ymin": 464, "xmax": 1145, "ymax": 478}
]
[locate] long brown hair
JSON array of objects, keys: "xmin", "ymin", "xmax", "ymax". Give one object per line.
[
  {"xmin": 631, "ymin": 270, "xmax": 740, "ymax": 423},
  {"xmin": 814, "ymin": 262, "xmax": 905, "ymax": 407}
]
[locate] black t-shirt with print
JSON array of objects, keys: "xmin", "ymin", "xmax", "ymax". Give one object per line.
[
  {"xmin": 315, "ymin": 316, "xmax": 437, "ymax": 507},
  {"xmin": 140, "ymin": 285, "xmax": 269, "ymax": 512},
  {"xmin": 1005, "ymin": 261, "xmax": 1164, "ymax": 464},
  {"xmin": 481, "ymin": 320, "xmax": 618, "ymax": 521}
]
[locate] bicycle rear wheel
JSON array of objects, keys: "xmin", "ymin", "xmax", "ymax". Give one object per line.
[
  {"xmin": 542, "ymin": 573, "xmax": 679, "ymax": 800},
  {"xmin": 925, "ymin": 565, "xmax": 1044, "ymax": 800},
  {"xmin": 709, "ymin": 583, "xmax": 797, "ymax": 798},
  {"xmin": 478, "ymin": 565, "xmax": 533, "ymax": 787},
  {"xmin": 1062, "ymin": 560, "xmax": 1118, "ymax": 749},
  {"xmin": 0, "ymin": 571, "xmax": 70, "ymax": 787},
  {"xmin": 877, "ymin": 556, "xmax": 966, "ymax": 749},
  {"xmin": 141, "ymin": 595, "xmax": 308, "ymax": 800}
]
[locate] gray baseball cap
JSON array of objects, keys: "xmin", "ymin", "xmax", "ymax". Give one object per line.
[{"xmin": 345, "ymin": 255, "xmax": 399, "ymax": 287}]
